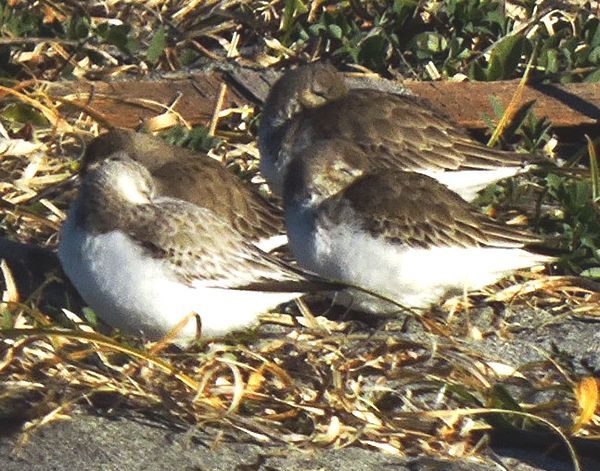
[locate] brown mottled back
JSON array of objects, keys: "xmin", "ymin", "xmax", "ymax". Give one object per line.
[{"xmin": 83, "ymin": 130, "xmax": 285, "ymax": 243}]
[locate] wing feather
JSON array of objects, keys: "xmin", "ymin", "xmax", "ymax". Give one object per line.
[
  {"xmin": 126, "ymin": 199, "xmax": 331, "ymax": 292},
  {"xmin": 297, "ymin": 90, "xmax": 530, "ymax": 172},
  {"xmin": 322, "ymin": 170, "xmax": 542, "ymax": 250}
]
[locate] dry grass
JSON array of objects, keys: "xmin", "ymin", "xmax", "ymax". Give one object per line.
[
  {"xmin": 0, "ymin": 0, "xmax": 598, "ymax": 467},
  {"xmin": 0, "ymin": 299, "xmax": 595, "ymax": 461}
]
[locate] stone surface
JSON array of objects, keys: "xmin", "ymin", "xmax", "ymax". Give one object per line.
[{"xmin": 1, "ymin": 413, "xmax": 596, "ymax": 471}]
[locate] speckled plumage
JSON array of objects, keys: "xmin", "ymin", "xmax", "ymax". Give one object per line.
[
  {"xmin": 84, "ymin": 130, "xmax": 285, "ymax": 251},
  {"xmin": 59, "ymin": 155, "xmax": 336, "ymax": 346},
  {"xmin": 259, "ymin": 62, "xmax": 535, "ymax": 200},
  {"xmin": 283, "ymin": 140, "xmax": 552, "ymax": 311}
]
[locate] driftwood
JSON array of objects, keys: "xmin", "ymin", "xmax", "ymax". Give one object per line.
[{"xmin": 48, "ymin": 67, "xmax": 600, "ymax": 134}]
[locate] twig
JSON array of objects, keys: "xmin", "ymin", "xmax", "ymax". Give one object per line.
[{"xmin": 0, "ymin": 37, "xmax": 118, "ymax": 64}]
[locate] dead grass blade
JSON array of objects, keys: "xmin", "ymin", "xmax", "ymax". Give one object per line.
[
  {"xmin": 487, "ymin": 46, "xmax": 536, "ymax": 148},
  {"xmin": 1, "ymin": 328, "xmax": 200, "ymax": 390},
  {"xmin": 406, "ymin": 408, "xmax": 580, "ymax": 471}
]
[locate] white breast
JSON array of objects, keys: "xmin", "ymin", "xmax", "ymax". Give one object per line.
[
  {"xmin": 286, "ymin": 203, "xmax": 549, "ymax": 313},
  {"xmin": 58, "ymin": 208, "xmax": 300, "ymax": 346}
]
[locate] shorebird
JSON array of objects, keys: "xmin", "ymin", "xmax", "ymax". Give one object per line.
[
  {"xmin": 84, "ymin": 129, "xmax": 286, "ymax": 252},
  {"xmin": 283, "ymin": 139, "xmax": 552, "ymax": 312},
  {"xmin": 58, "ymin": 153, "xmax": 339, "ymax": 346},
  {"xmin": 259, "ymin": 62, "xmax": 537, "ymax": 201}
]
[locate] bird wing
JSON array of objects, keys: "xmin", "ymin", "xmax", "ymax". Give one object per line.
[
  {"xmin": 126, "ymin": 198, "xmax": 330, "ymax": 293},
  {"xmin": 323, "ymin": 170, "xmax": 543, "ymax": 250},
  {"xmin": 153, "ymin": 158, "xmax": 286, "ymax": 241},
  {"xmin": 300, "ymin": 90, "xmax": 530, "ymax": 172}
]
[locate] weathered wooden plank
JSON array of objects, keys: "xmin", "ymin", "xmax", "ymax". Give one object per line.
[
  {"xmin": 405, "ymin": 80, "xmax": 600, "ymax": 130},
  {"xmin": 48, "ymin": 69, "xmax": 600, "ymax": 133},
  {"xmin": 50, "ymin": 72, "xmax": 248, "ymax": 130}
]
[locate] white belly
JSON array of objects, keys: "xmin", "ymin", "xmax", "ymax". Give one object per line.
[
  {"xmin": 286, "ymin": 204, "xmax": 549, "ymax": 313},
  {"xmin": 58, "ymin": 214, "xmax": 299, "ymax": 346},
  {"xmin": 422, "ymin": 167, "xmax": 522, "ymax": 202}
]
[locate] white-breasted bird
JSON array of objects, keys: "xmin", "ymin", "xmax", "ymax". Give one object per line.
[
  {"xmin": 58, "ymin": 153, "xmax": 340, "ymax": 346},
  {"xmin": 84, "ymin": 129, "xmax": 286, "ymax": 252},
  {"xmin": 283, "ymin": 139, "xmax": 552, "ymax": 312},
  {"xmin": 259, "ymin": 62, "xmax": 539, "ymax": 201}
]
